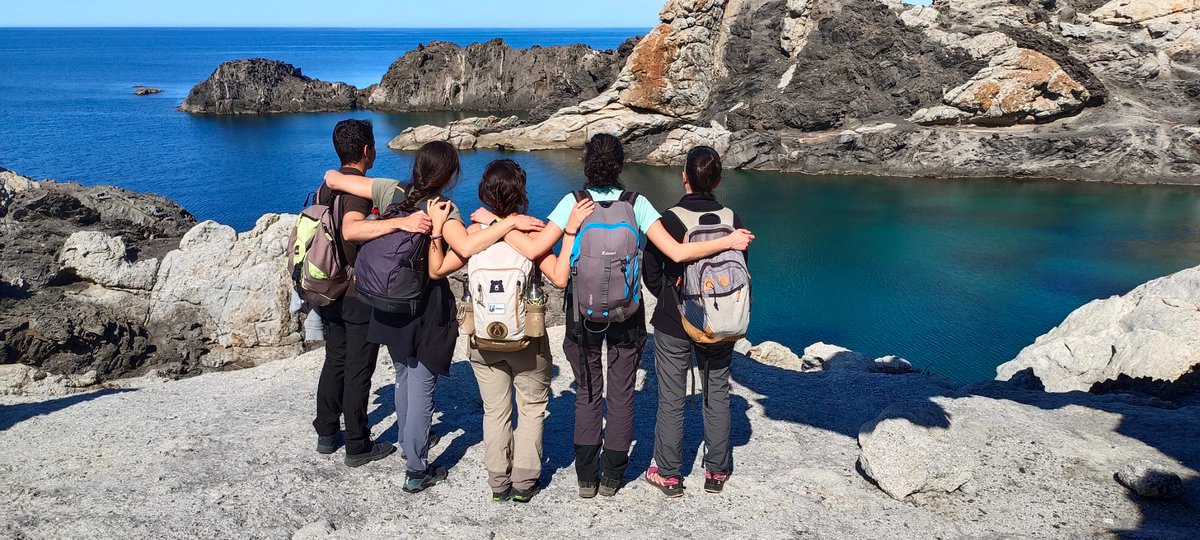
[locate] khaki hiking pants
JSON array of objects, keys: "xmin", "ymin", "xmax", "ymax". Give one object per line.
[{"xmin": 469, "ymin": 335, "xmax": 553, "ymax": 493}]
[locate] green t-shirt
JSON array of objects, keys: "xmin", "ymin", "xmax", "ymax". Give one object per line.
[{"xmin": 370, "ymin": 178, "xmax": 462, "ymax": 223}]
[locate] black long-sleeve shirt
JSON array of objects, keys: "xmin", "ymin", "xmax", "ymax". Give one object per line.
[{"xmin": 643, "ymin": 192, "xmax": 746, "ymax": 341}]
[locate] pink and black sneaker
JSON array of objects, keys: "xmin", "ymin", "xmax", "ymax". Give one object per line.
[
  {"xmin": 644, "ymin": 467, "xmax": 684, "ymax": 498},
  {"xmin": 704, "ymin": 470, "xmax": 730, "ymax": 493}
]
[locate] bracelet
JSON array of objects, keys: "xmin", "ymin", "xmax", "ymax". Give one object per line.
[
  {"xmin": 564, "ymin": 228, "xmax": 578, "ymax": 236},
  {"xmin": 430, "ymin": 235, "xmax": 443, "ymax": 241},
  {"xmin": 490, "ymin": 218, "xmax": 501, "ymax": 226}
]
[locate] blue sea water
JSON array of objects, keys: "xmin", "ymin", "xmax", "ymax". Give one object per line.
[{"xmin": 3, "ymin": 28, "xmax": 1200, "ymax": 383}]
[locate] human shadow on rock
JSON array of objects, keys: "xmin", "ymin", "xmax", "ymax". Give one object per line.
[{"xmin": 0, "ymin": 388, "xmax": 134, "ymax": 431}]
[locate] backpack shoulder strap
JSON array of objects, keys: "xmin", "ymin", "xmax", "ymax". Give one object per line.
[
  {"xmin": 618, "ymin": 190, "xmax": 639, "ymax": 205},
  {"xmin": 573, "ymin": 190, "xmax": 592, "ymax": 202},
  {"xmin": 670, "ymin": 206, "xmax": 735, "ymax": 231}
]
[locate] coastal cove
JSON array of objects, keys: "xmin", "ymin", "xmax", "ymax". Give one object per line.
[{"xmin": 4, "ymin": 28, "xmax": 1200, "ymax": 383}]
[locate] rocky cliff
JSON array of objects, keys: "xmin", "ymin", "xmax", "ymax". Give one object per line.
[
  {"xmin": 180, "ymin": 59, "xmax": 360, "ymax": 114},
  {"xmin": 395, "ymin": 0, "xmax": 1200, "ymax": 183},
  {"xmin": 364, "ymin": 38, "xmax": 638, "ymax": 120},
  {"xmin": 0, "ymin": 169, "xmax": 304, "ymax": 395},
  {"xmin": 182, "ymin": 39, "xmax": 636, "ymax": 119}
]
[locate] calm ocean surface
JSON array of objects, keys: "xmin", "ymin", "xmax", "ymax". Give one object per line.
[{"xmin": 3, "ymin": 28, "xmax": 1200, "ymax": 383}]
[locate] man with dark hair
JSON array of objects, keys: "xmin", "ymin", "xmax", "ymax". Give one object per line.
[{"xmin": 313, "ymin": 119, "xmax": 432, "ymax": 467}]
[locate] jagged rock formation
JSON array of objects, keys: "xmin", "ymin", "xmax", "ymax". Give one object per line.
[
  {"xmin": 180, "ymin": 59, "xmax": 359, "ymax": 114},
  {"xmin": 182, "ymin": 40, "xmax": 636, "ymax": 118},
  {"xmin": 0, "ymin": 170, "xmax": 302, "ymax": 395},
  {"xmin": 401, "ymin": 0, "xmax": 1200, "ymax": 183},
  {"xmin": 364, "ymin": 38, "xmax": 637, "ymax": 119},
  {"xmin": 996, "ymin": 264, "xmax": 1200, "ymax": 395}
]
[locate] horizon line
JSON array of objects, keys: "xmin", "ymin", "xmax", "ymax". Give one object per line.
[{"xmin": 0, "ymin": 25, "xmax": 654, "ymax": 30}]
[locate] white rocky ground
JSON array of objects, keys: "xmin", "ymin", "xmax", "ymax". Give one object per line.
[{"xmin": 2, "ymin": 326, "xmax": 1197, "ymax": 539}]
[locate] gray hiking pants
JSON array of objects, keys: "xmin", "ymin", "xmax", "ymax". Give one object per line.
[
  {"xmin": 390, "ymin": 349, "xmax": 438, "ymax": 474},
  {"xmin": 652, "ymin": 331, "xmax": 733, "ymax": 478}
]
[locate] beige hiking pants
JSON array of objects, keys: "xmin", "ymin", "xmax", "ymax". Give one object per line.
[{"xmin": 469, "ymin": 335, "xmax": 552, "ymax": 492}]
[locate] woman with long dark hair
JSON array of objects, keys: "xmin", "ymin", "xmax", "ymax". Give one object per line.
[{"xmin": 472, "ymin": 134, "xmax": 754, "ymax": 498}]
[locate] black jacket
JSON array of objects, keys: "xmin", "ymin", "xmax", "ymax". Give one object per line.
[{"xmin": 643, "ymin": 192, "xmax": 746, "ymax": 342}]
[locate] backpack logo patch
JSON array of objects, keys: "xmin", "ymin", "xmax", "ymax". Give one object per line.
[{"xmin": 490, "ymin": 280, "xmax": 505, "ymax": 293}]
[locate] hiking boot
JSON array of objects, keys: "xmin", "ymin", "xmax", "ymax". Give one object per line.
[
  {"xmin": 511, "ymin": 482, "xmax": 540, "ymax": 504},
  {"xmin": 343, "ymin": 442, "xmax": 395, "ymax": 468},
  {"xmin": 704, "ymin": 470, "xmax": 730, "ymax": 493},
  {"xmin": 399, "ymin": 432, "xmax": 442, "ymax": 461},
  {"xmin": 578, "ymin": 480, "xmax": 599, "ymax": 499},
  {"xmin": 644, "ymin": 467, "xmax": 684, "ymax": 498},
  {"xmin": 598, "ymin": 476, "xmax": 622, "ymax": 497},
  {"xmin": 316, "ymin": 433, "xmax": 341, "ymax": 455},
  {"xmin": 491, "ymin": 487, "xmax": 513, "ymax": 502},
  {"xmin": 403, "ymin": 466, "xmax": 448, "ymax": 494}
]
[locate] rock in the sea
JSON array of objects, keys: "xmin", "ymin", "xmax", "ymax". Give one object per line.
[
  {"xmin": 59, "ymin": 231, "xmax": 159, "ymax": 291},
  {"xmin": 149, "ymin": 215, "xmax": 302, "ymax": 368},
  {"xmin": 133, "ymin": 87, "xmax": 162, "ymax": 96},
  {"xmin": 180, "ymin": 59, "xmax": 358, "ymax": 114},
  {"xmin": 364, "ymin": 38, "xmax": 634, "ymax": 118},
  {"xmin": 388, "ymin": 115, "xmax": 522, "ymax": 151},
  {"xmin": 1115, "ymin": 460, "xmax": 1185, "ymax": 499},
  {"xmin": 996, "ymin": 264, "xmax": 1200, "ymax": 394},
  {"xmin": 872, "ymin": 355, "xmax": 914, "ymax": 374},
  {"xmin": 912, "ymin": 48, "xmax": 1091, "ymax": 126}
]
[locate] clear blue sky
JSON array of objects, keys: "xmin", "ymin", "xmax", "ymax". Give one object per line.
[
  {"xmin": 2, "ymin": 0, "xmax": 667, "ymax": 28},
  {"xmin": 4, "ymin": 0, "xmax": 931, "ymax": 27}
]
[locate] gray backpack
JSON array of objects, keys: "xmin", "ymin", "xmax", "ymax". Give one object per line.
[
  {"xmin": 568, "ymin": 190, "xmax": 642, "ymax": 326},
  {"xmin": 287, "ymin": 190, "xmax": 350, "ymax": 307},
  {"xmin": 672, "ymin": 207, "xmax": 751, "ymax": 344}
]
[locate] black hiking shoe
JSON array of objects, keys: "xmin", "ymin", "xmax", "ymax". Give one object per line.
[
  {"xmin": 399, "ymin": 432, "xmax": 442, "ymax": 461},
  {"xmin": 492, "ymin": 487, "xmax": 513, "ymax": 502},
  {"xmin": 704, "ymin": 470, "xmax": 730, "ymax": 493},
  {"xmin": 511, "ymin": 482, "xmax": 540, "ymax": 503},
  {"xmin": 644, "ymin": 467, "xmax": 684, "ymax": 498},
  {"xmin": 343, "ymin": 442, "xmax": 395, "ymax": 468},
  {"xmin": 598, "ymin": 476, "xmax": 622, "ymax": 497},
  {"xmin": 578, "ymin": 480, "xmax": 599, "ymax": 499},
  {"xmin": 403, "ymin": 466, "xmax": 448, "ymax": 494},
  {"xmin": 316, "ymin": 433, "xmax": 341, "ymax": 455}
]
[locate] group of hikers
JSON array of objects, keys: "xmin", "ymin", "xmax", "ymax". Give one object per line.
[{"xmin": 290, "ymin": 119, "xmax": 754, "ymax": 502}]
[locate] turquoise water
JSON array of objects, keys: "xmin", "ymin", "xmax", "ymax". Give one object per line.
[{"xmin": 3, "ymin": 29, "xmax": 1200, "ymax": 382}]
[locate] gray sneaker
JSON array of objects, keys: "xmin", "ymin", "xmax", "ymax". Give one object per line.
[{"xmin": 344, "ymin": 443, "xmax": 395, "ymax": 468}]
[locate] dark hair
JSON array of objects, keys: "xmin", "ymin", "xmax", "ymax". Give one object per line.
[
  {"xmin": 333, "ymin": 119, "xmax": 375, "ymax": 165},
  {"xmin": 396, "ymin": 141, "xmax": 461, "ymax": 211},
  {"xmin": 479, "ymin": 159, "xmax": 529, "ymax": 217},
  {"xmin": 583, "ymin": 133, "xmax": 625, "ymax": 190},
  {"xmin": 685, "ymin": 146, "xmax": 723, "ymax": 193}
]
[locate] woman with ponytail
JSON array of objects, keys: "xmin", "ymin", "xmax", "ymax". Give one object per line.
[{"xmin": 323, "ymin": 141, "xmax": 543, "ymax": 493}]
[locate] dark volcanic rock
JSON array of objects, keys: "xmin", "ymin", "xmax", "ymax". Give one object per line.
[
  {"xmin": 180, "ymin": 59, "xmax": 359, "ymax": 114},
  {"xmin": 363, "ymin": 38, "xmax": 636, "ymax": 119}
]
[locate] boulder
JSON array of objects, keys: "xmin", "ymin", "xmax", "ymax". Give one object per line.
[
  {"xmin": 911, "ymin": 48, "xmax": 1091, "ymax": 126},
  {"xmin": 645, "ymin": 124, "xmax": 732, "ymax": 165},
  {"xmin": 180, "ymin": 59, "xmax": 358, "ymax": 114},
  {"xmin": 872, "ymin": 355, "xmax": 914, "ymax": 374},
  {"xmin": 0, "ymin": 168, "xmax": 38, "ymax": 219},
  {"xmin": 387, "ymin": 116, "xmax": 522, "ymax": 151},
  {"xmin": 472, "ymin": 91, "xmax": 679, "ymax": 152},
  {"xmin": 1115, "ymin": 460, "xmax": 1186, "ymax": 499},
  {"xmin": 804, "ymin": 342, "xmax": 875, "ymax": 371},
  {"xmin": 364, "ymin": 38, "xmax": 635, "ymax": 118},
  {"xmin": 149, "ymin": 215, "xmax": 302, "ymax": 368},
  {"xmin": 996, "ymin": 264, "xmax": 1200, "ymax": 394},
  {"xmin": 858, "ymin": 399, "xmax": 972, "ymax": 499},
  {"xmin": 59, "ymin": 231, "xmax": 158, "ymax": 291},
  {"xmin": 747, "ymin": 341, "xmax": 804, "ymax": 371}
]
